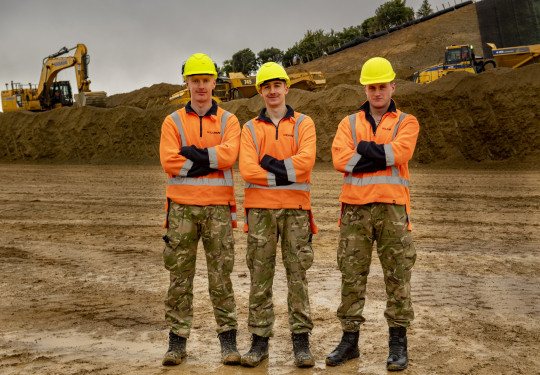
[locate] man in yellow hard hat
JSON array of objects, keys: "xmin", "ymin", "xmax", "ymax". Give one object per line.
[
  {"xmin": 326, "ymin": 57, "xmax": 419, "ymax": 371},
  {"xmin": 239, "ymin": 62, "xmax": 318, "ymax": 368},
  {"xmin": 159, "ymin": 53, "xmax": 241, "ymax": 366}
]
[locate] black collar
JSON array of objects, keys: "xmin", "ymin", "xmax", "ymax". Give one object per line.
[
  {"xmin": 358, "ymin": 99, "xmax": 397, "ymax": 115},
  {"xmin": 257, "ymin": 104, "xmax": 295, "ymax": 124},
  {"xmin": 186, "ymin": 100, "xmax": 218, "ymax": 117},
  {"xmin": 358, "ymin": 99, "xmax": 397, "ymax": 133}
]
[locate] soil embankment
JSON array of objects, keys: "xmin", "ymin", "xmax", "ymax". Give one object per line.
[{"xmin": 0, "ymin": 3, "xmax": 538, "ymax": 166}]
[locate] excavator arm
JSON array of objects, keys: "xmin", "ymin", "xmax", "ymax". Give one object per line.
[{"xmin": 37, "ymin": 44, "xmax": 105, "ymax": 107}]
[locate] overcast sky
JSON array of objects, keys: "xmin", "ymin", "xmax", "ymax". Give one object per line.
[{"xmin": 1, "ymin": 0, "xmax": 457, "ymax": 99}]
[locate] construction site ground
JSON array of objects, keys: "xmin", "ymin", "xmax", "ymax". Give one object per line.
[
  {"xmin": 1, "ymin": 163, "xmax": 538, "ymax": 375},
  {"xmin": 0, "ymin": 3, "xmax": 539, "ymax": 374}
]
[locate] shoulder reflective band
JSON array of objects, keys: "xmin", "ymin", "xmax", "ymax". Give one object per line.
[
  {"xmin": 294, "ymin": 114, "xmax": 306, "ymax": 148},
  {"xmin": 385, "ymin": 112, "xmax": 407, "ymax": 170},
  {"xmin": 208, "ymin": 110, "xmax": 233, "ymax": 169},
  {"xmin": 245, "ymin": 120, "xmax": 259, "ymax": 155},
  {"xmin": 245, "ymin": 182, "xmax": 311, "ymax": 191},
  {"xmin": 349, "ymin": 114, "xmax": 357, "ymax": 145},
  {"xmin": 170, "ymin": 111, "xmax": 187, "ymax": 145}
]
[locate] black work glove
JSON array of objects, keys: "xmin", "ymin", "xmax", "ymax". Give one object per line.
[
  {"xmin": 180, "ymin": 145, "xmax": 210, "ymax": 166},
  {"xmin": 186, "ymin": 163, "xmax": 217, "ymax": 177},
  {"xmin": 260, "ymin": 154, "xmax": 288, "ymax": 179}
]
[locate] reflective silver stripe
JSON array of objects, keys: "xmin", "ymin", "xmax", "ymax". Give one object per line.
[
  {"xmin": 168, "ymin": 176, "xmax": 234, "ymax": 186},
  {"xmin": 267, "ymin": 172, "xmax": 276, "ymax": 187},
  {"xmin": 345, "ymin": 153, "xmax": 361, "ymax": 173},
  {"xmin": 393, "ymin": 112, "xmax": 407, "ymax": 139},
  {"xmin": 231, "ymin": 212, "xmax": 237, "ymax": 221},
  {"xmin": 349, "ymin": 114, "xmax": 357, "ymax": 145},
  {"xmin": 386, "ymin": 113, "xmax": 407, "ymax": 168},
  {"xmin": 208, "ymin": 147, "xmax": 218, "ymax": 169},
  {"xmin": 384, "ymin": 143, "xmax": 394, "ymax": 166},
  {"xmin": 223, "ymin": 169, "xmax": 233, "ymax": 184},
  {"xmin": 294, "ymin": 114, "xmax": 306, "ymax": 148},
  {"xmin": 245, "ymin": 182, "xmax": 311, "ymax": 191},
  {"xmin": 245, "ymin": 121, "xmax": 259, "ymax": 155},
  {"xmin": 343, "ymin": 175, "xmax": 409, "ymax": 187},
  {"xmin": 170, "ymin": 111, "xmax": 186, "ymax": 145},
  {"xmin": 221, "ymin": 110, "xmax": 231, "ymax": 136},
  {"xmin": 284, "ymin": 158, "xmax": 296, "ymax": 182},
  {"xmin": 179, "ymin": 159, "xmax": 193, "ymax": 176},
  {"xmin": 219, "ymin": 112, "xmax": 234, "ymax": 183}
]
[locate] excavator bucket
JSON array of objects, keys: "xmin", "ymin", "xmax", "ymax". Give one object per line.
[
  {"xmin": 289, "ymin": 71, "xmax": 326, "ymax": 90},
  {"xmin": 75, "ymin": 91, "xmax": 107, "ymax": 107}
]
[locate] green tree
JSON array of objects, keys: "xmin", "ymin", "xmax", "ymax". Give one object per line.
[
  {"xmin": 335, "ymin": 25, "xmax": 363, "ymax": 44},
  {"xmin": 374, "ymin": 0, "xmax": 414, "ymax": 30},
  {"xmin": 222, "ymin": 59, "xmax": 233, "ymax": 75},
  {"xmin": 416, "ymin": 0, "xmax": 433, "ymax": 17},
  {"xmin": 230, "ymin": 48, "xmax": 257, "ymax": 75},
  {"xmin": 257, "ymin": 47, "xmax": 284, "ymax": 65},
  {"xmin": 361, "ymin": 17, "xmax": 377, "ymax": 36}
]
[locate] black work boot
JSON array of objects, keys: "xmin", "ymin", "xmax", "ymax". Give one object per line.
[
  {"xmin": 387, "ymin": 327, "xmax": 408, "ymax": 371},
  {"xmin": 241, "ymin": 334, "xmax": 269, "ymax": 367},
  {"xmin": 218, "ymin": 329, "xmax": 241, "ymax": 365},
  {"xmin": 325, "ymin": 331, "xmax": 360, "ymax": 366},
  {"xmin": 162, "ymin": 330, "xmax": 187, "ymax": 366},
  {"xmin": 292, "ymin": 332, "xmax": 315, "ymax": 368}
]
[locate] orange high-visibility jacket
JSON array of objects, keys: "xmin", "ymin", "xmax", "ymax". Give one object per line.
[
  {"xmin": 332, "ymin": 100, "xmax": 419, "ymax": 230},
  {"xmin": 160, "ymin": 101, "xmax": 241, "ymax": 227},
  {"xmin": 239, "ymin": 105, "xmax": 318, "ymax": 233}
]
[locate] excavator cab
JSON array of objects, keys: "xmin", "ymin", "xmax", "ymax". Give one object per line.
[{"xmin": 49, "ymin": 81, "xmax": 73, "ymax": 108}]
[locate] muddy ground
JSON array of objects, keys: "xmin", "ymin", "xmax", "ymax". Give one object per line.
[{"xmin": 0, "ymin": 163, "xmax": 538, "ymax": 375}]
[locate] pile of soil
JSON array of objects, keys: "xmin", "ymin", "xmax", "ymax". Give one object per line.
[{"xmin": 0, "ymin": 3, "xmax": 538, "ymax": 166}]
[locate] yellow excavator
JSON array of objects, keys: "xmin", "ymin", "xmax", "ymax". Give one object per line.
[
  {"xmin": 169, "ymin": 71, "xmax": 326, "ymax": 105},
  {"xmin": 1, "ymin": 43, "xmax": 106, "ymax": 112}
]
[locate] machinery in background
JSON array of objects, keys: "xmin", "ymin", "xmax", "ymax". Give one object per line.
[
  {"xmin": 413, "ymin": 44, "xmax": 495, "ymax": 84},
  {"xmin": 486, "ymin": 43, "xmax": 540, "ymax": 69},
  {"xmin": 169, "ymin": 71, "xmax": 326, "ymax": 105},
  {"xmin": 1, "ymin": 44, "xmax": 106, "ymax": 112}
]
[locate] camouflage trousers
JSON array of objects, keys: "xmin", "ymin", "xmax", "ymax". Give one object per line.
[
  {"xmin": 163, "ymin": 202, "xmax": 237, "ymax": 338},
  {"xmin": 246, "ymin": 208, "xmax": 314, "ymax": 337},
  {"xmin": 337, "ymin": 203, "xmax": 416, "ymax": 330}
]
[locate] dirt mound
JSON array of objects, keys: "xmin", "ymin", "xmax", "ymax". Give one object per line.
[
  {"xmin": 1, "ymin": 64, "xmax": 538, "ymax": 165},
  {"xmin": 106, "ymin": 83, "xmax": 182, "ymax": 109},
  {"xmin": 0, "ymin": 3, "xmax": 538, "ymax": 166}
]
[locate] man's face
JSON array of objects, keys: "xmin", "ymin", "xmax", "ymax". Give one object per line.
[
  {"xmin": 364, "ymin": 82, "xmax": 395, "ymax": 109},
  {"xmin": 259, "ymin": 80, "xmax": 289, "ymax": 108},
  {"xmin": 186, "ymin": 75, "xmax": 216, "ymax": 104}
]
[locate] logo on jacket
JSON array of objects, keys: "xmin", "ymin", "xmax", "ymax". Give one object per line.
[
  {"xmin": 382, "ymin": 127, "xmax": 391, "ymax": 131},
  {"xmin": 283, "ymin": 134, "xmax": 294, "ymax": 137},
  {"xmin": 207, "ymin": 131, "xmax": 221, "ymax": 135}
]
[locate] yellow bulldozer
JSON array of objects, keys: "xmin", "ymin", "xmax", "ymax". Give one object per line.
[
  {"xmin": 169, "ymin": 70, "xmax": 326, "ymax": 105},
  {"xmin": 1, "ymin": 43, "xmax": 106, "ymax": 112},
  {"xmin": 413, "ymin": 44, "xmax": 495, "ymax": 84}
]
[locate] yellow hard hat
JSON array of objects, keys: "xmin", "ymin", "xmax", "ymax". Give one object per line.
[
  {"xmin": 360, "ymin": 57, "xmax": 396, "ymax": 85},
  {"xmin": 182, "ymin": 53, "xmax": 217, "ymax": 80},
  {"xmin": 255, "ymin": 62, "xmax": 291, "ymax": 91}
]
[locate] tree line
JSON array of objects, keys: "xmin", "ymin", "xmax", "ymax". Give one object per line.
[{"xmin": 220, "ymin": 0, "xmax": 434, "ymax": 75}]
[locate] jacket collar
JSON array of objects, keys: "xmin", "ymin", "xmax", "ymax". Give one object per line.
[
  {"xmin": 257, "ymin": 104, "xmax": 295, "ymax": 124},
  {"xmin": 358, "ymin": 99, "xmax": 397, "ymax": 133},
  {"xmin": 358, "ymin": 99, "xmax": 397, "ymax": 115},
  {"xmin": 186, "ymin": 100, "xmax": 218, "ymax": 117}
]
